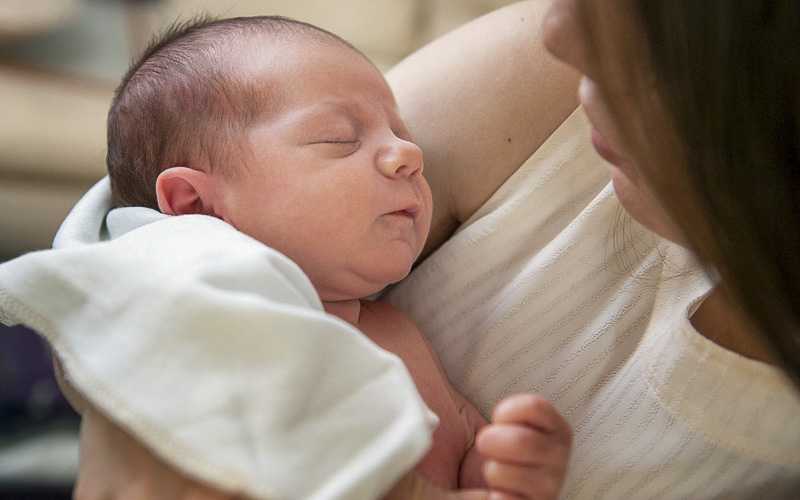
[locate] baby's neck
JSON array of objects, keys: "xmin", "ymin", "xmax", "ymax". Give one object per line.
[{"xmin": 322, "ymin": 299, "xmax": 363, "ymax": 326}]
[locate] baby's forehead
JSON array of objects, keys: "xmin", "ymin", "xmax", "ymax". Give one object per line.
[
  {"xmin": 228, "ymin": 35, "xmax": 356, "ymax": 90},
  {"xmin": 237, "ymin": 30, "xmax": 357, "ymax": 68},
  {"xmin": 236, "ymin": 36, "xmax": 386, "ymax": 97}
]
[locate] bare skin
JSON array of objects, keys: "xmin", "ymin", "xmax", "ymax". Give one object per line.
[{"xmin": 329, "ymin": 299, "xmax": 488, "ymax": 491}]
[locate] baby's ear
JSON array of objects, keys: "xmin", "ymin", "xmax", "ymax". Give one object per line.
[{"xmin": 156, "ymin": 167, "xmax": 218, "ymax": 216}]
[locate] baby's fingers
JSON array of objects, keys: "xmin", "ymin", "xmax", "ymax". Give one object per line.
[
  {"xmin": 479, "ymin": 394, "xmax": 572, "ymax": 465},
  {"xmin": 476, "ymin": 424, "xmax": 569, "ymax": 500},
  {"xmin": 475, "ymin": 394, "xmax": 573, "ymax": 499},
  {"xmin": 492, "ymin": 394, "xmax": 571, "ymax": 438},
  {"xmin": 475, "ymin": 422, "xmax": 570, "ymax": 469}
]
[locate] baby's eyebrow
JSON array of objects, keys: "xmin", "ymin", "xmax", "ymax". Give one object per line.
[
  {"xmin": 290, "ymin": 101, "xmax": 347, "ymax": 123},
  {"xmin": 309, "ymin": 99, "xmax": 352, "ymax": 114},
  {"xmin": 290, "ymin": 98, "xmax": 399, "ymax": 135},
  {"xmin": 293, "ymin": 102, "xmax": 362, "ymax": 131}
]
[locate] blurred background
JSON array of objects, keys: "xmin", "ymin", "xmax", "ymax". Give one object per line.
[{"xmin": 0, "ymin": 0, "xmax": 516, "ymax": 497}]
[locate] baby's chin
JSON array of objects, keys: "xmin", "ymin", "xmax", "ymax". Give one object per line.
[
  {"xmin": 364, "ymin": 262, "xmax": 415, "ymax": 294},
  {"xmin": 317, "ymin": 265, "xmax": 413, "ymax": 302}
]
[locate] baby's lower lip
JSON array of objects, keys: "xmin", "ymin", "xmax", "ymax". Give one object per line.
[{"xmin": 391, "ymin": 210, "xmax": 414, "ymax": 219}]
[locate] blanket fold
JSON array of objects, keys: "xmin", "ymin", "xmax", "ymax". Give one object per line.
[{"xmin": 0, "ymin": 177, "xmax": 435, "ymax": 500}]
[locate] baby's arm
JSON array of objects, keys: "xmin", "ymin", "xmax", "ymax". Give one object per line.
[{"xmin": 476, "ymin": 394, "xmax": 573, "ymax": 500}]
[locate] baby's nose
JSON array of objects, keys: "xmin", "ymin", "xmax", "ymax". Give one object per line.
[{"xmin": 377, "ymin": 139, "xmax": 423, "ymax": 178}]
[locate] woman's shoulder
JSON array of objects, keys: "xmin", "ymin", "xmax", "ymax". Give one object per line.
[{"xmin": 387, "ymin": 1, "xmax": 580, "ymax": 258}]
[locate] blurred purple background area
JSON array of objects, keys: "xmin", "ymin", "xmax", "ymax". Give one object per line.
[
  {"xmin": 0, "ymin": 322, "xmax": 78, "ymax": 499},
  {"xmin": 0, "ymin": 323, "xmax": 77, "ymax": 428}
]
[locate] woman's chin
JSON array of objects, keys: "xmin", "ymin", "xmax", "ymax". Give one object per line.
[{"xmin": 611, "ymin": 169, "xmax": 686, "ymax": 245}]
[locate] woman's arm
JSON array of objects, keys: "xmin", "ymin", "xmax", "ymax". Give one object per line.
[
  {"xmin": 74, "ymin": 406, "xmax": 488, "ymax": 500},
  {"xmin": 386, "ymin": 0, "xmax": 579, "ymax": 257},
  {"xmin": 73, "ymin": 407, "xmax": 248, "ymax": 500}
]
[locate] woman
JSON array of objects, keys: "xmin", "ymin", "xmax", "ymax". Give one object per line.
[
  {"xmin": 70, "ymin": 0, "xmax": 800, "ymax": 497},
  {"xmin": 541, "ymin": 0, "xmax": 800, "ymax": 379}
]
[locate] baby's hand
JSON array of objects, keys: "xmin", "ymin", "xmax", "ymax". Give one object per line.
[{"xmin": 475, "ymin": 394, "xmax": 573, "ymax": 500}]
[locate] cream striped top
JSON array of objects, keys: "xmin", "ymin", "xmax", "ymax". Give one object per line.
[{"xmin": 383, "ymin": 109, "xmax": 800, "ymax": 498}]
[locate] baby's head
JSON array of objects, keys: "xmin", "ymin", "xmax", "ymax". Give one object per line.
[
  {"xmin": 108, "ymin": 15, "xmax": 361, "ymax": 209},
  {"xmin": 109, "ymin": 15, "xmax": 432, "ymax": 301}
]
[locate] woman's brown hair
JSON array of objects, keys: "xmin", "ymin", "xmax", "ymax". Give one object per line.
[{"xmin": 633, "ymin": 0, "xmax": 800, "ymax": 385}]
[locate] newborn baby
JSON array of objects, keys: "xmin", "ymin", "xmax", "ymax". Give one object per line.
[{"xmin": 105, "ymin": 14, "xmax": 573, "ymax": 498}]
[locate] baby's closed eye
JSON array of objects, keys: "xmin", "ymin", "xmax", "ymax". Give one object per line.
[
  {"xmin": 321, "ymin": 139, "xmax": 358, "ymax": 145},
  {"xmin": 311, "ymin": 139, "xmax": 361, "ymax": 157}
]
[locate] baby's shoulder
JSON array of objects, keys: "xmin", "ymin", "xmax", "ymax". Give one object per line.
[
  {"xmin": 359, "ymin": 299, "xmax": 410, "ymax": 322},
  {"xmin": 357, "ymin": 300, "xmax": 428, "ymax": 349}
]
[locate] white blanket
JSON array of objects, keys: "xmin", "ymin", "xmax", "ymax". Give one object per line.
[{"xmin": 0, "ymin": 177, "xmax": 437, "ymax": 500}]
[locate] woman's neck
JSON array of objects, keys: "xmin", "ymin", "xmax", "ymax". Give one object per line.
[{"xmin": 691, "ymin": 288, "xmax": 776, "ymax": 365}]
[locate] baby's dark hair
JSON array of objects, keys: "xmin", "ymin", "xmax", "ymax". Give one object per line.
[{"xmin": 107, "ymin": 14, "xmax": 361, "ymax": 209}]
